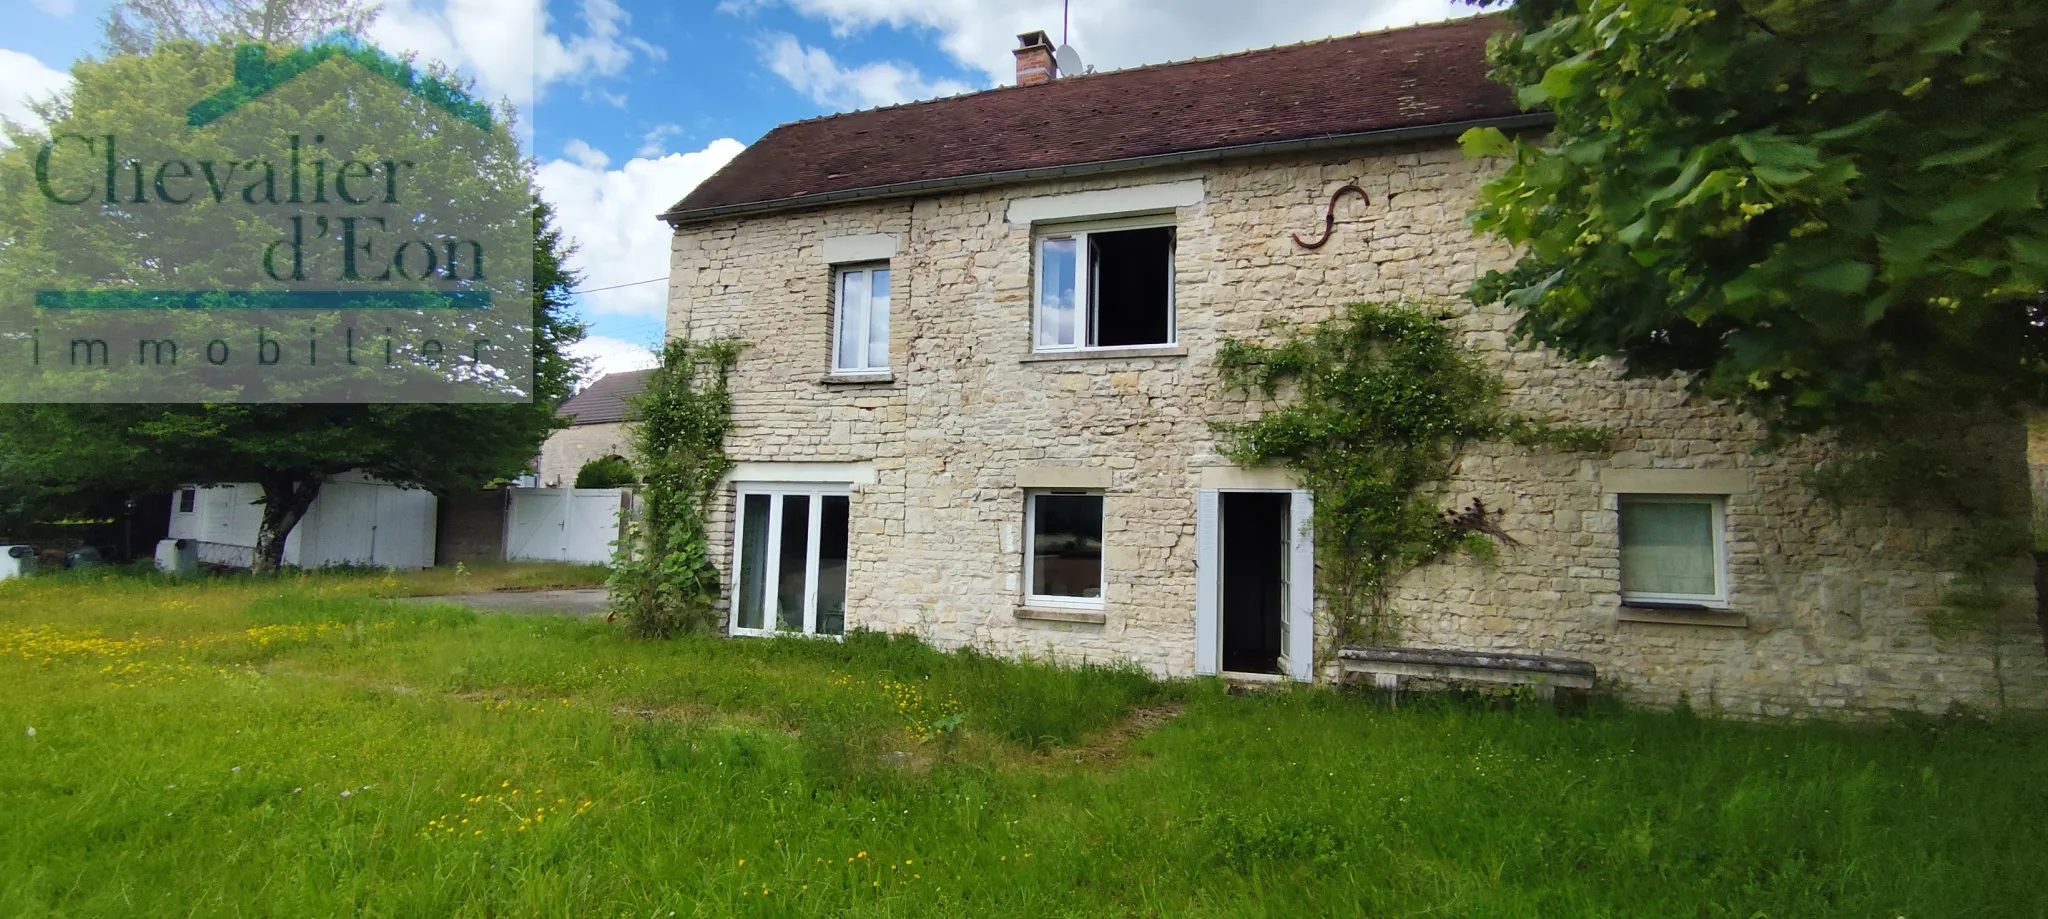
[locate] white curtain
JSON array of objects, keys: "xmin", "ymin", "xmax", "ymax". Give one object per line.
[{"xmin": 1619, "ymin": 500, "xmax": 1717, "ymax": 597}]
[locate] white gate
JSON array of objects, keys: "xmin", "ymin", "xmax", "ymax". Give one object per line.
[{"xmin": 504, "ymin": 487, "xmax": 630, "ymax": 564}]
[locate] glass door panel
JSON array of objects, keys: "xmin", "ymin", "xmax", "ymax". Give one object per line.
[
  {"xmin": 816, "ymin": 495, "xmax": 849, "ymax": 636},
  {"xmin": 775, "ymin": 495, "xmax": 812, "ymax": 631},
  {"xmin": 736, "ymin": 494, "xmax": 771, "ymax": 631}
]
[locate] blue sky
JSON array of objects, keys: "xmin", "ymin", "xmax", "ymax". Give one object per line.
[{"xmin": 1, "ymin": 0, "xmax": 1470, "ymax": 380}]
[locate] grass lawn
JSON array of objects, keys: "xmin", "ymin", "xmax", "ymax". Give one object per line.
[{"xmin": 2, "ymin": 569, "xmax": 2044, "ymax": 918}]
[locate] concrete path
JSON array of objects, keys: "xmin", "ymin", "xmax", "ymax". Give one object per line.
[{"xmin": 401, "ymin": 588, "xmax": 609, "ymax": 617}]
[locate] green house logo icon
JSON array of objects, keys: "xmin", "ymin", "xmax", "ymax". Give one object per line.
[{"xmin": 186, "ymin": 38, "xmax": 494, "ymax": 133}]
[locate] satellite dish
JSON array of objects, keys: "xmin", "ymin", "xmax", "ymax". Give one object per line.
[{"xmin": 1055, "ymin": 43, "xmax": 1085, "ymax": 76}]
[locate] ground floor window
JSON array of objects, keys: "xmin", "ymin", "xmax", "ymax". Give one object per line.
[
  {"xmin": 1025, "ymin": 490, "xmax": 1104, "ymax": 608},
  {"xmin": 732, "ymin": 486, "xmax": 850, "ymax": 635},
  {"xmin": 1618, "ymin": 494, "xmax": 1728, "ymax": 607}
]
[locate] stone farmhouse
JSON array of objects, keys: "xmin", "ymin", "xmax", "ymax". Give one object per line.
[{"xmin": 659, "ymin": 16, "xmax": 2046, "ymax": 716}]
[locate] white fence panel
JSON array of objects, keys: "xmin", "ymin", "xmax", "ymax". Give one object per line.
[
  {"xmin": 166, "ymin": 475, "xmax": 437, "ymax": 570},
  {"xmin": 504, "ymin": 487, "xmax": 627, "ymax": 564}
]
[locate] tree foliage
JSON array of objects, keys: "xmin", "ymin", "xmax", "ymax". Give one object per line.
[
  {"xmin": 608, "ymin": 338, "xmax": 744, "ymax": 638},
  {"xmin": 103, "ymin": 0, "xmax": 380, "ymax": 54},
  {"xmin": 0, "ymin": 28, "xmax": 584, "ymax": 569},
  {"xmin": 1465, "ymin": 0, "xmax": 2046, "ymax": 664},
  {"xmin": 574, "ymin": 455, "xmax": 637, "ymax": 489},
  {"xmin": 1466, "ymin": 0, "xmax": 2048, "ymax": 439},
  {"xmin": 1214, "ymin": 303, "xmax": 1607, "ymax": 645},
  {"xmin": 0, "ymin": 200, "xmax": 584, "ymax": 569}
]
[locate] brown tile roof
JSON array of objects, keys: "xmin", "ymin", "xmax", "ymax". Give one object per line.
[
  {"xmin": 555, "ymin": 369, "xmax": 651, "ymax": 425},
  {"xmin": 664, "ymin": 15, "xmax": 1525, "ymax": 223}
]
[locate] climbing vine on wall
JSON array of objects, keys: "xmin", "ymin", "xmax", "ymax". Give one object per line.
[
  {"xmin": 1213, "ymin": 302, "xmax": 1608, "ymax": 646},
  {"xmin": 608, "ymin": 337, "xmax": 746, "ymax": 638}
]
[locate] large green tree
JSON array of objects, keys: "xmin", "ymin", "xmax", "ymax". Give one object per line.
[
  {"xmin": 103, "ymin": 0, "xmax": 381, "ymax": 54},
  {"xmin": 0, "ymin": 201, "xmax": 583, "ymax": 570},
  {"xmin": 1465, "ymin": 0, "xmax": 2048, "ymax": 441},
  {"xmin": 0, "ymin": 24, "xmax": 583, "ymax": 570}
]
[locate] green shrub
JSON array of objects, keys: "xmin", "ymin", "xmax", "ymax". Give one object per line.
[{"xmin": 573, "ymin": 455, "xmax": 638, "ymax": 488}]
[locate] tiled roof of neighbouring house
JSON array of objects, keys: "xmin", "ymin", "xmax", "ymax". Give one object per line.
[
  {"xmin": 555, "ymin": 369, "xmax": 652, "ymax": 425},
  {"xmin": 663, "ymin": 15, "xmax": 1527, "ymax": 224}
]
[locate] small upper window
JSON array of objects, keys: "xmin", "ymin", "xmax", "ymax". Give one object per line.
[
  {"xmin": 1618, "ymin": 494, "xmax": 1727, "ymax": 607},
  {"xmin": 1035, "ymin": 221, "xmax": 1175, "ymax": 351},
  {"xmin": 833, "ymin": 264, "xmax": 890, "ymax": 372},
  {"xmin": 1025, "ymin": 491, "xmax": 1104, "ymax": 608},
  {"xmin": 178, "ymin": 489, "xmax": 196, "ymax": 513}
]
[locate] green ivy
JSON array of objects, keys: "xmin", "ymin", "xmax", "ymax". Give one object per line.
[
  {"xmin": 1213, "ymin": 302, "xmax": 1608, "ymax": 646},
  {"xmin": 608, "ymin": 338, "xmax": 745, "ymax": 638}
]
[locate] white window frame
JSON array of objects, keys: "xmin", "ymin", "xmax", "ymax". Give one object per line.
[
  {"xmin": 1031, "ymin": 215, "xmax": 1177, "ymax": 353},
  {"xmin": 1617, "ymin": 493, "xmax": 1730, "ymax": 609},
  {"xmin": 831, "ymin": 262, "xmax": 890, "ymax": 373},
  {"xmin": 1023, "ymin": 489, "xmax": 1107, "ymax": 610},
  {"xmin": 729, "ymin": 483, "xmax": 853, "ymax": 638}
]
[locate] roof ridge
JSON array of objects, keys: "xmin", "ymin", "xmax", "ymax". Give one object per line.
[
  {"xmin": 671, "ymin": 14, "xmax": 1515, "ymax": 220},
  {"xmin": 763, "ymin": 14, "xmax": 1496, "ymax": 131}
]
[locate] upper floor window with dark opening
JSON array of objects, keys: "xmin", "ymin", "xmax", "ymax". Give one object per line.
[{"xmin": 1035, "ymin": 219, "xmax": 1175, "ymax": 351}]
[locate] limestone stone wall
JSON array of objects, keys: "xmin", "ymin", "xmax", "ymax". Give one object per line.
[
  {"xmin": 538, "ymin": 422, "xmax": 630, "ymax": 487},
  {"xmin": 667, "ymin": 139, "xmax": 2048, "ymax": 717}
]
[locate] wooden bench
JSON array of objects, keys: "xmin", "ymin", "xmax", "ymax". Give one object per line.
[{"xmin": 1338, "ymin": 646, "xmax": 1596, "ymax": 704}]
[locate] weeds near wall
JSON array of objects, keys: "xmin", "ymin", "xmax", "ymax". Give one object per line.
[
  {"xmin": 608, "ymin": 338, "xmax": 745, "ymax": 637},
  {"xmin": 1213, "ymin": 302, "xmax": 1608, "ymax": 646}
]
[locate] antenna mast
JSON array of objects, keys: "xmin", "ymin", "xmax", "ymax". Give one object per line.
[{"xmin": 1063, "ymin": 0, "xmax": 1070, "ymax": 46}]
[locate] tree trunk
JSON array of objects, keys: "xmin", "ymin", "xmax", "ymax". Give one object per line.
[
  {"xmin": 253, "ymin": 472, "xmax": 321, "ymax": 573},
  {"xmin": 2035, "ymin": 551, "xmax": 2048, "ymax": 657}
]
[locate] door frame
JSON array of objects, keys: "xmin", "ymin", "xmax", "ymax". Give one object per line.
[{"xmin": 1195, "ymin": 488, "xmax": 1315, "ymax": 681}]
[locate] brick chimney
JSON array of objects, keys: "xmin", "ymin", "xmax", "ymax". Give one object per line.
[{"xmin": 1013, "ymin": 30, "xmax": 1058, "ymax": 86}]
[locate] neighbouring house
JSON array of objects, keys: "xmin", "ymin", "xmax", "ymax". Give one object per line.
[
  {"xmin": 168, "ymin": 472, "xmax": 437, "ymax": 569},
  {"xmin": 660, "ymin": 17, "xmax": 2046, "ymax": 716},
  {"xmin": 538, "ymin": 369, "xmax": 651, "ymax": 486}
]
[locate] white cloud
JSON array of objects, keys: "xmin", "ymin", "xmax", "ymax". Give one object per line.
[
  {"xmin": 0, "ymin": 49, "xmax": 72, "ymax": 144},
  {"xmin": 368, "ymin": 0, "xmax": 662, "ymax": 108},
  {"xmin": 738, "ymin": 0, "xmax": 1469, "ymax": 86},
  {"xmin": 637, "ymin": 124, "xmax": 683, "ymax": 158},
  {"xmin": 535, "ymin": 137, "xmax": 746, "ymax": 320},
  {"xmin": 761, "ymin": 32, "xmax": 972, "ymax": 110},
  {"xmin": 568, "ymin": 335, "xmax": 660, "ymax": 384},
  {"xmin": 28, "ymin": 0, "xmax": 76, "ymax": 15}
]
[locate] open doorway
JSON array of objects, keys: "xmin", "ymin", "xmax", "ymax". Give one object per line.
[
  {"xmin": 1197, "ymin": 487, "xmax": 1313, "ymax": 681},
  {"xmin": 1221, "ymin": 492, "xmax": 1288, "ymax": 674}
]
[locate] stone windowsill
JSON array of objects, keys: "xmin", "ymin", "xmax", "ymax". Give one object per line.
[
  {"xmin": 1014, "ymin": 605, "xmax": 1107, "ymax": 625},
  {"xmin": 818, "ymin": 371, "xmax": 895, "ymax": 386},
  {"xmin": 1019, "ymin": 344, "xmax": 1187, "ymax": 364},
  {"xmin": 1617, "ymin": 606, "xmax": 1749, "ymax": 628}
]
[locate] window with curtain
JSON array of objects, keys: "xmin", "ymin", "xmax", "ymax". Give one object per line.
[
  {"xmin": 1618, "ymin": 495, "xmax": 1726, "ymax": 606},
  {"xmin": 833, "ymin": 264, "xmax": 890, "ymax": 372}
]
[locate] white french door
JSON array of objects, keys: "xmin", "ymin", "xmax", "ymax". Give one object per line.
[{"xmin": 730, "ymin": 486, "xmax": 851, "ymax": 637}]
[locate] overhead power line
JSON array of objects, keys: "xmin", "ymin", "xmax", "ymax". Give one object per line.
[{"xmin": 567, "ymin": 276, "xmax": 666, "ymax": 295}]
